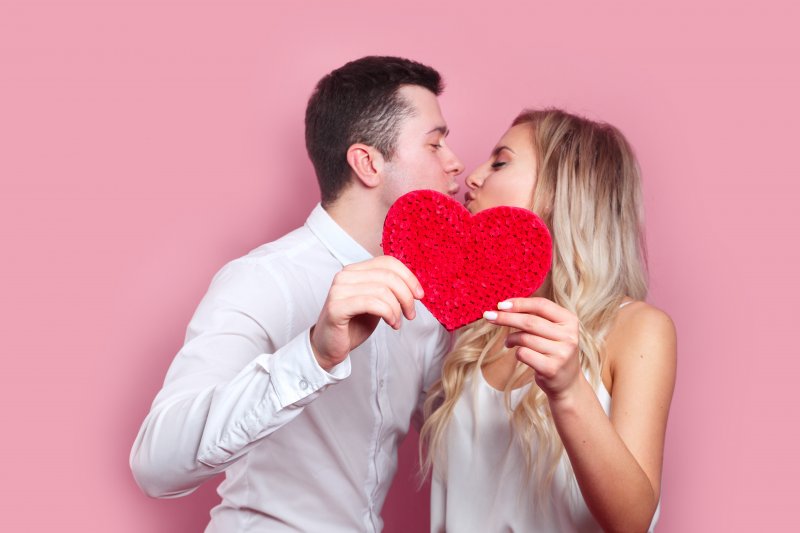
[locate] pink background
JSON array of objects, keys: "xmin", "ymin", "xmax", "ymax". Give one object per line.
[{"xmin": 2, "ymin": 0, "xmax": 798, "ymax": 531}]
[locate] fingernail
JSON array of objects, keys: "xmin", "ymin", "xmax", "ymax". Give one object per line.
[
  {"xmin": 417, "ymin": 287, "xmax": 425, "ymax": 299},
  {"xmin": 483, "ymin": 311, "xmax": 498, "ymax": 321},
  {"xmin": 497, "ymin": 301, "xmax": 513, "ymax": 310}
]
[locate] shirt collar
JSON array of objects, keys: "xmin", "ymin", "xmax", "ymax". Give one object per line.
[{"xmin": 305, "ymin": 203, "xmax": 373, "ymax": 266}]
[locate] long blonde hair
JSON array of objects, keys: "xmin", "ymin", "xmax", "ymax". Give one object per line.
[{"xmin": 419, "ymin": 108, "xmax": 649, "ymax": 506}]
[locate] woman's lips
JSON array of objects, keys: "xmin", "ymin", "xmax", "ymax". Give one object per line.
[{"xmin": 464, "ymin": 193, "xmax": 477, "ymax": 210}]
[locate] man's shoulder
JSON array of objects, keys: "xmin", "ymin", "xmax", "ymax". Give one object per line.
[
  {"xmin": 204, "ymin": 224, "xmax": 327, "ymax": 300},
  {"xmin": 243, "ymin": 224, "xmax": 316, "ymax": 265},
  {"xmin": 218, "ymin": 222, "xmax": 336, "ymax": 279}
]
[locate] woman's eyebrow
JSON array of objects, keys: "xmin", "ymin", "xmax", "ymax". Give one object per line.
[{"xmin": 492, "ymin": 145, "xmax": 515, "ymax": 157}]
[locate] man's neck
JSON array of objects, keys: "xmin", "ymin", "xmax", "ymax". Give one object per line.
[{"xmin": 323, "ymin": 192, "xmax": 387, "ymax": 257}]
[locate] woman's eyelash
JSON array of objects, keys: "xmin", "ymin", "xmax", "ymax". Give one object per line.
[{"xmin": 491, "ymin": 161, "xmax": 507, "ymax": 169}]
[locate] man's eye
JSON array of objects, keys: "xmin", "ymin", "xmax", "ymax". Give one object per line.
[
  {"xmin": 491, "ymin": 161, "xmax": 507, "ymax": 169},
  {"xmin": 430, "ymin": 143, "xmax": 443, "ymax": 150}
]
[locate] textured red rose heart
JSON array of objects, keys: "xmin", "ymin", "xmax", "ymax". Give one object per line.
[{"xmin": 381, "ymin": 189, "xmax": 553, "ymax": 331}]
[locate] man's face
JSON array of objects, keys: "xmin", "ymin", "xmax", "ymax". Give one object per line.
[{"xmin": 380, "ymin": 85, "xmax": 464, "ymax": 206}]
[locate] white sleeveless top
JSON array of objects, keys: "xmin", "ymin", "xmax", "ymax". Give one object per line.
[{"xmin": 430, "ymin": 301, "xmax": 661, "ymax": 532}]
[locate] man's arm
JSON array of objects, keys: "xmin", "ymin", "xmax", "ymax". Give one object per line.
[
  {"xmin": 129, "ymin": 259, "xmax": 349, "ymax": 498},
  {"xmin": 130, "ymin": 255, "xmax": 424, "ymax": 498}
]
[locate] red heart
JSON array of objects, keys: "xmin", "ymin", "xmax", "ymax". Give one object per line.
[{"xmin": 382, "ymin": 190, "xmax": 552, "ymax": 331}]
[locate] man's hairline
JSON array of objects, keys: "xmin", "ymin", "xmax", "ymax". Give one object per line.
[
  {"xmin": 384, "ymin": 81, "xmax": 449, "ymax": 156},
  {"xmin": 332, "ymin": 82, "xmax": 441, "ymax": 205}
]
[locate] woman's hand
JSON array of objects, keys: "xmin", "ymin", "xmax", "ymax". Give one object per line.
[
  {"xmin": 483, "ymin": 297, "xmax": 584, "ymax": 402},
  {"xmin": 487, "ymin": 297, "xmax": 675, "ymax": 532}
]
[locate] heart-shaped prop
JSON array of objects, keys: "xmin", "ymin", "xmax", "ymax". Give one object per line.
[{"xmin": 382, "ymin": 190, "xmax": 552, "ymax": 331}]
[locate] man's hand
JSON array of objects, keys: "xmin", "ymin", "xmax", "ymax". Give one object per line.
[{"xmin": 310, "ymin": 256, "xmax": 425, "ymax": 371}]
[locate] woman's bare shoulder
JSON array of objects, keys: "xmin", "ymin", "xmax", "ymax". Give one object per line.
[
  {"xmin": 607, "ymin": 300, "xmax": 677, "ymax": 381},
  {"xmin": 617, "ymin": 300, "xmax": 675, "ymax": 334}
]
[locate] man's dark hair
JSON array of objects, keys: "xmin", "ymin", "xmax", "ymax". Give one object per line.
[{"xmin": 304, "ymin": 56, "xmax": 443, "ymax": 206}]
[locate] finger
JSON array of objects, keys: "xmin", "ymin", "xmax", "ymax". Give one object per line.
[
  {"xmin": 333, "ymin": 271, "xmax": 418, "ymax": 320},
  {"xmin": 496, "ymin": 297, "xmax": 574, "ymax": 324},
  {"xmin": 347, "ymin": 256, "xmax": 424, "ymax": 299},
  {"xmin": 483, "ymin": 310, "xmax": 564, "ymax": 341},
  {"xmin": 505, "ymin": 332, "xmax": 562, "ymax": 357},
  {"xmin": 353, "ymin": 257, "xmax": 424, "ymax": 299},
  {"xmin": 515, "ymin": 347, "xmax": 557, "ymax": 378},
  {"xmin": 359, "ymin": 284, "xmax": 406, "ymax": 323},
  {"xmin": 360, "ymin": 292, "xmax": 404, "ymax": 328},
  {"xmin": 337, "ymin": 295, "xmax": 402, "ymax": 329}
]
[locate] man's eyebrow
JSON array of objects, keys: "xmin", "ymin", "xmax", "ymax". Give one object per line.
[
  {"xmin": 426, "ymin": 126, "xmax": 449, "ymax": 136},
  {"xmin": 492, "ymin": 145, "xmax": 515, "ymax": 157}
]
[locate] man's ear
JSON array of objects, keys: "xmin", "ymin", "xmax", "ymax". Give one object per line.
[{"xmin": 346, "ymin": 143, "xmax": 385, "ymax": 189}]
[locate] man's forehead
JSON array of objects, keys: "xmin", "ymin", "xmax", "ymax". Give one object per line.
[{"xmin": 397, "ymin": 85, "xmax": 447, "ymax": 135}]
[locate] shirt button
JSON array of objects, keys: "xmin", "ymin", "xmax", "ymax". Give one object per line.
[{"xmin": 299, "ymin": 379, "xmax": 309, "ymax": 390}]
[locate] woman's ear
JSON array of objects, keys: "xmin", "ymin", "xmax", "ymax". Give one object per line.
[{"xmin": 346, "ymin": 143, "xmax": 384, "ymax": 189}]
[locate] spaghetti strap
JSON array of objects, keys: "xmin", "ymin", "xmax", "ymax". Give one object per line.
[{"xmin": 619, "ymin": 300, "xmax": 635, "ymax": 308}]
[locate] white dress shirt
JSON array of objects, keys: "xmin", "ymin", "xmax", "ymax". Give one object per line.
[{"xmin": 130, "ymin": 204, "xmax": 451, "ymax": 532}]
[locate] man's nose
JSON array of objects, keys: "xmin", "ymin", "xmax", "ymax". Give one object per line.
[{"xmin": 447, "ymin": 150, "xmax": 465, "ymax": 177}]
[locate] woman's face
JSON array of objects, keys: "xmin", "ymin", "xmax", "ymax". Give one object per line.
[{"xmin": 464, "ymin": 123, "xmax": 537, "ymax": 214}]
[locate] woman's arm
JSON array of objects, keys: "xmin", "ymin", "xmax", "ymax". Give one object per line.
[{"xmin": 485, "ymin": 298, "xmax": 677, "ymax": 533}]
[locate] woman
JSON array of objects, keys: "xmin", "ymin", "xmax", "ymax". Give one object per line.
[{"xmin": 420, "ymin": 109, "xmax": 677, "ymax": 532}]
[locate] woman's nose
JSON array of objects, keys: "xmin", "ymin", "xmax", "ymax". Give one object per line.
[{"xmin": 465, "ymin": 168, "xmax": 484, "ymax": 189}]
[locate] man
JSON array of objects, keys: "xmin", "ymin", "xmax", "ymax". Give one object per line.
[{"xmin": 130, "ymin": 56, "xmax": 464, "ymax": 532}]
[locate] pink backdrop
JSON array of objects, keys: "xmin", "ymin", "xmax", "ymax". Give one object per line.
[{"xmin": 2, "ymin": 0, "xmax": 798, "ymax": 531}]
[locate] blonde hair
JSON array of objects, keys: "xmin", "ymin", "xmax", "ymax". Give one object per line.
[{"xmin": 419, "ymin": 108, "xmax": 649, "ymax": 508}]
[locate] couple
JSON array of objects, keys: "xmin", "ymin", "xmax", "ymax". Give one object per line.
[{"xmin": 130, "ymin": 56, "xmax": 676, "ymax": 532}]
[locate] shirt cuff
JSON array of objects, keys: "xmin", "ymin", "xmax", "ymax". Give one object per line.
[{"xmin": 256, "ymin": 326, "xmax": 351, "ymax": 408}]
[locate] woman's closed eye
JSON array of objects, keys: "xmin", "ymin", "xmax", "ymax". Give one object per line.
[{"xmin": 491, "ymin": 161, "xmax": 507, "ymax": 169}]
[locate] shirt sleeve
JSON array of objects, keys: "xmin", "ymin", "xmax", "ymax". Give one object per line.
[
  {"xmin": 411, "ymin": 320, "xmax": 452, "ymax": 432},
  {"xmin": 129, "ymin": 258, "xmax": 350, "ymax": 498}
]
